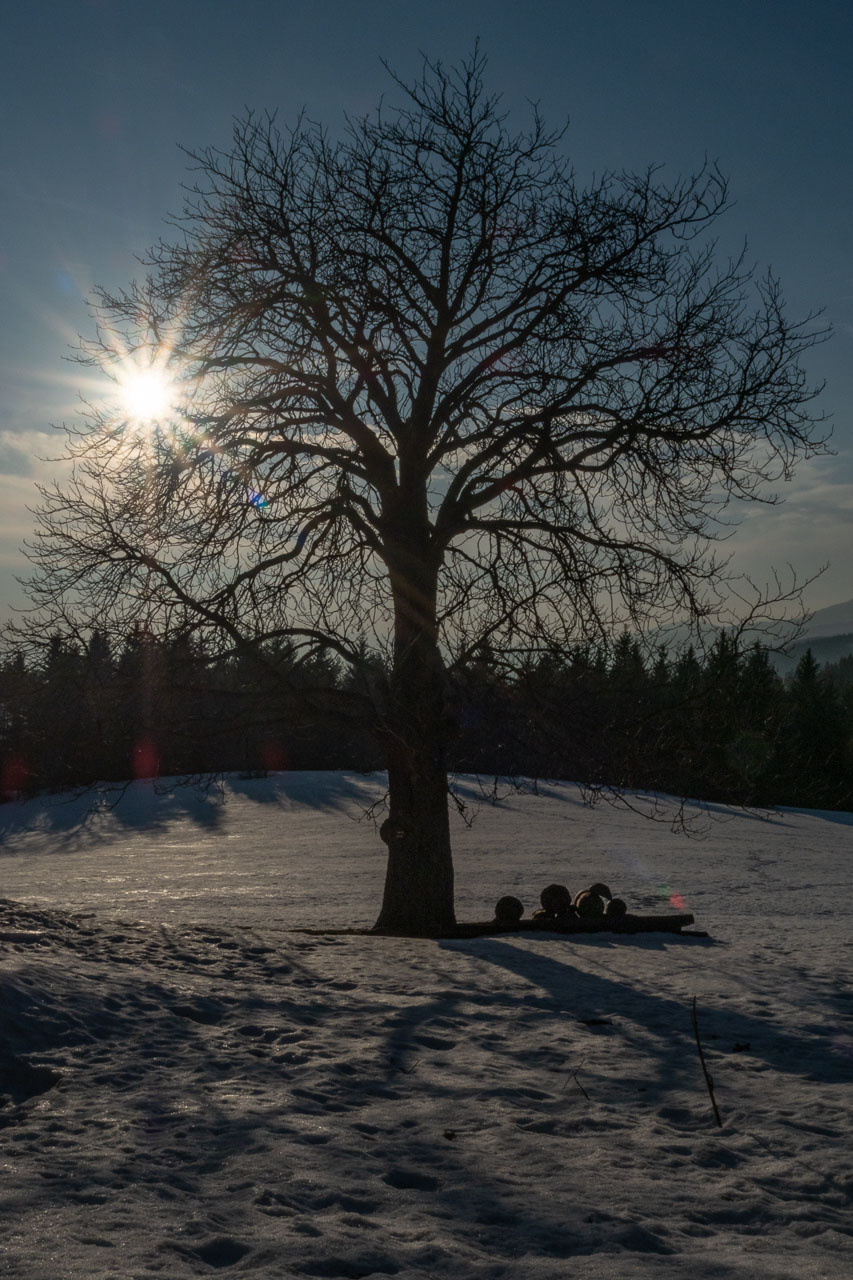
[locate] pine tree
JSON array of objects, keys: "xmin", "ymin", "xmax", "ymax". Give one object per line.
[{"xmin": 779, "ymin": 650, "xmax": 850, "ymax": 808}]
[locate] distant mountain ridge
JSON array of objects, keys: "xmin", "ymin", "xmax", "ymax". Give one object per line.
[
  {"xmin": 775, "ymin": 598, "xmax": 853, "ymax": 672},
  {"xmin": 644, "ymin": 598, "xmax": 853, "ymax": 671},
  {"xmin": 801, "ymin": 599, "xmax": 853, "ymax": 641}
]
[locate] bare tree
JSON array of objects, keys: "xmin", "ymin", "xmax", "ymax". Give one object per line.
[{"xmin": 10, "ymin": 51, "xmax": 827, "ymax": 933}]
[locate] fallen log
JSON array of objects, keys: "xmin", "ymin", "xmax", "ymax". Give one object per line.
[
  {"xmin": 292, "ymin": 912, "xmax": 698, "ymax": 939},
  {"xmin": 422, "ymin": 912, "xmax": 696, "ymax": 939}
]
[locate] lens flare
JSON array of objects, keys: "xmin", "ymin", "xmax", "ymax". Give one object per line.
[
  {"xmin": 658, "ymin": 882, "xmax": 687, "ymax": 910},
  {"xmin": 1, "ymin": 755, "xmax": 28, "ymax": 798},
  {"xmin": 132, "ymin": 738, "xmax": 159, "ymax": 780}
]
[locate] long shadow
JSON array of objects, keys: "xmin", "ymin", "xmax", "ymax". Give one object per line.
[
  {"xmin": 0, "ymin": 770, "xmax": 387, "ymax": 853},
  {"xmin": 448, "ymin": 775, "xmax": 591, "ymax": 808},
  {"xmin": 7, "ymin": 912, "xmax": 847, "ymax": 1274},
  {"xmin": 438, "ymin": 935, "xmax": 850, "ymax": 1086},
  {"xmin": 3, "ymin": 948, "xmax": 648, "ymax": 1272},
  {"xmin": 0, "ymin": 776, "xmax": 233, "ymax": 845},
  {"xmin": 224, "ymin": 769, "xmax": 385, "ymax": 814},
  {"xmin": 452, "ymin": 774, "xmax": 820, "ymax": 830},
  {"xmin": 775, "ymin": 805, "xmax": 853, "ymax": 828}
]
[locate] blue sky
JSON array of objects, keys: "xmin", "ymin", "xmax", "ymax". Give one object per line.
[{"xmin": 1, "ymin": 0, "xmax": 850, "ymax": 615}]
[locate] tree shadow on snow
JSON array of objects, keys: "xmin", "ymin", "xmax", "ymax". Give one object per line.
[
  {"xmin": 0, "ymin": 770, "xmax": 388, "ymax": 853},
  {"xmin": 775, "ymin": 805, "xmax": 853, "ymax": 828},
  {"xmin": 2, "ymin": 952, "xmax": 616, "ymax": 1272},
  {"xmin": 224, "ymin": 769, "xmax": 386, "ymax": 814},
  {"xmin": 0, "ymin": 778, "xmax": 230, "ymax": 850},
  {"xmin": 438, "ymin": 935, "xmax": 850, "ymax": 1087}
]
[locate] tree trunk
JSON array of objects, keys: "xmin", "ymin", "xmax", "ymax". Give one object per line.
[
  {"xmin": 373, "ymin": 524, "xmax": 456, "ymax": 935},
  {"xmin": 374, "ymin": 736, "xmax": 455, "ymax": 935}
]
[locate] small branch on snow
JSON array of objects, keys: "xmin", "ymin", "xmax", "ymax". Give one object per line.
[
  {"xmin": 388, "ymin": 1055, "xmax": 421, "ymax": 1075},
  {"xmin": 561, "ymin": 1058, "xmax": 590, "ymax": 1101},
  {"xmin": 691, "ymin": 995, "xmax": 723, "ymax": 1128}
]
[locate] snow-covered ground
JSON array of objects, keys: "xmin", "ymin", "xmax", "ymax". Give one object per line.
[{"xmin": 1, "ymin": 772, "xmax": 851, "ymax": 1279}]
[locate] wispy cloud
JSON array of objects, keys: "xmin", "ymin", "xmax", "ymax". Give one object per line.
[
  {"xmin": 726, "ymin": 458, "xmax": 853, "ymax": 607},
  {"xmin": 0, "ymin": 433, "xmax": 37, "ymax": 477}
]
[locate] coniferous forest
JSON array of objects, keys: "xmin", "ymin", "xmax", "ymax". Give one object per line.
[{"xmin": 1, "ymin": 629, "xmax": 851, "ymax": 811}]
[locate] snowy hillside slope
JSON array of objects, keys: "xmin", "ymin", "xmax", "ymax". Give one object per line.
[{"xmin": 1, "ymin": 773, "xmax": 851, "ymax": 1279}]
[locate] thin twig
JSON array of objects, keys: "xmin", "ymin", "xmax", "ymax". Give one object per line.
[
  {"xmin": 388, "ymin": 1055, "xmax": 421, "ymax": 1075},
  {"xmin": 691, "ymin": 995, "xmax": 722, "ymax": 1127},
  {"xmin": 572, "ymin": 1069, "xmax": 591, "ymax": 1101},
  {"xmin": 561, "ymin": 1058, "xmax": 590, "ymax": 1100}
]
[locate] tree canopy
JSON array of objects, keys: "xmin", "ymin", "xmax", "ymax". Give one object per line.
[{"xmin": 8, "ymin": 51, "xmax": 828, "ymax": 932}]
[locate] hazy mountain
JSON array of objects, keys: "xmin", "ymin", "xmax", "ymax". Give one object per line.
[
  {"xmin": 644, "ymin": 598, "xmax": 853, "ymax": 671},
  {"xmin": 771, "ymin": 599, "xmax": 853, "ymax": 673},
  {"xmin": 801, "ymin": 598, "xmax": 853, "ymax": 640}
]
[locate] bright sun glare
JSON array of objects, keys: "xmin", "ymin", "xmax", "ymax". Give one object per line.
[{"xmin": 117, "ymin": 367, "xmax": 176, "ymax": 425}]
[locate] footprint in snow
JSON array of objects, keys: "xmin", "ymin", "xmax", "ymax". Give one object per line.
[
  {"xmin": 183, "ymin": 1238, "xmax": 251, "ymax": 1269},
  {"xmin": 382, "ymin": 1167, "xmax": 440, "ymax": 1192},
  {"xmin": 236, "ymin": 1023, "xmax": 274, "ymax": 1039},
  {"xmin": 611, "ymin": 1223, "xmax": 675, "ymax": 1254},
  {"xmin": 169, "ymin": 1001, "xmax": 224, "ymax": 1025},
  {"xmin": 0, "ymin": 1055, "xmax": 62, "ymax": 1111},
  {"xmin": 299, "ymin": 1258, "xmax": 400, "ymax": 1277},
  {"xmin": 412, "ymin": 1033, "xmax": 456, "ymax": 1050}
]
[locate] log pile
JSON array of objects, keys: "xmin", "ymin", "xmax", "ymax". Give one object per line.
[{"xmin": 478, "ymin": 881, "xmax": 696, "ymax": 937}]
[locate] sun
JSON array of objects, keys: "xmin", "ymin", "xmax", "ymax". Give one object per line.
[{"xmin": 116, "ymin": 365, "xmax": 177, "ymax": 425}]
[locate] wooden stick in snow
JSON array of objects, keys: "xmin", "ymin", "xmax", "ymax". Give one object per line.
[{"xmin": 692, "ymin": 995, "xmax": 723, "ymax": 1128}]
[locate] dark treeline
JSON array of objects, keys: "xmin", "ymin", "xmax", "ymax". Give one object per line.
[
  {"xmin": 1, "ymin": 628, "xmax": 851, "ymax": 810},
  {"xmin": 454, "ymin": 633, "xmax": 853, "ymax": 811},
  {"xmin": 0, "ymin": 627, "xmax": 383, "ymax": 796}
]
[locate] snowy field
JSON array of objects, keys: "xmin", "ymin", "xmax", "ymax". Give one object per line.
[{"xmin": 1, "ymin": 772, "xmax": 851, "ymax": 1279}]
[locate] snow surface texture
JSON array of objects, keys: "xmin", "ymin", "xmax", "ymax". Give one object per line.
[{"xmin": 1, "ymin": 772, "xmax": 851, "ymax": 1279}]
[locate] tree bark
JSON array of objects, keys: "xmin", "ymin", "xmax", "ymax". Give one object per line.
[
  {"xmin": 374, "ymin": 737, "xmax": 455, "ymax": 935},
  {"xmin": 373, "ymin": 519, "xmax": 456, "ymax": 935}
]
